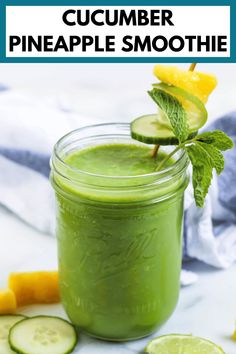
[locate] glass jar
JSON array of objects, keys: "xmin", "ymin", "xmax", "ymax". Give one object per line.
[{"xmin": 51, "ymin": 123, "xmax": 189, "ymax": 341}]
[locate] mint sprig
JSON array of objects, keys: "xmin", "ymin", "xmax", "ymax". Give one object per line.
[
  {"xmin": 148, "ymin": 89, "xmax": 189, "ymax": 142},
  {"xmin": 150, "ymin": 89, "xmax": 234, "ymax": 208}
]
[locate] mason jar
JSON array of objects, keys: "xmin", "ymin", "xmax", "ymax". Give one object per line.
[{"xmin": 50, "ymin": 123, "xmax": 189, "ymax": 341}]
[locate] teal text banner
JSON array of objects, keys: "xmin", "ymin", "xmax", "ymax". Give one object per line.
[{"xmin": 1, "ymin": 0, "xmax": 235, "ymax": 63}]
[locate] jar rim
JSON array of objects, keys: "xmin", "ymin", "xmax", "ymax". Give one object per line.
[{"xmin": 52, "ymin": 122, "xmax": 188, "ymax": 183}]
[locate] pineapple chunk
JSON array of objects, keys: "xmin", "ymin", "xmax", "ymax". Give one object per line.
[
  {"xmin": 9, "ymin": 271, "xmax": 60, "ymax": 306},
  {"xmin": 0, "ymin": 289, "xmax": 17, "ymax": 314},
  {"xmin": 233, "ymin": 330, "xmax": 236, "ymax": 341},
  {"xmin": 233, "ymin": 321, "xmax": 236, "ymax": 341},
  {"xmin": 154, "ymin": 64, "xmax": 217, "ymax": 103}
]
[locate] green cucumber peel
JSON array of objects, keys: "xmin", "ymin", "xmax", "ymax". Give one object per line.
[{"xmin": 9, "ymin": 316, "xmax": 78, "ymax": 354}]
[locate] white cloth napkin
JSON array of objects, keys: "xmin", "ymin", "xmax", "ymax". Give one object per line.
[{"xmin": 0, "ymin": 90, "xmax": 97, "ymax": 234}]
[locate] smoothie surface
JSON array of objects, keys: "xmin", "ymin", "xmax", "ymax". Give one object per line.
[{"xmin": 65, "ymin": 143, "xmax": 174, "ymax": 176}]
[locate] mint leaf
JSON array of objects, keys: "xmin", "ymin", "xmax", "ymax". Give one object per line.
[
  {"xmin": 186, "ymin": 144, "xmax": 213, "ymax": 208},
  {"xmin": 148, "ymin": 88, "xmax": 189, "ymax": 142},
  {"xmin": 196, "ymin": 130, "xmax": 234, "ymax": 151},
  {"xmin": 185, "ymin": 136, "xmax": 229, "ymax": 207},
  {"xmin": 146, "ymin": 89, "xmax": 234, "ymax": 208},
  {"xmin": 184, "ymin": 130, "xmax": 233, "ymax": 207},
  {"xmin": 196, "ymin": 142, "xmax": 224, "ymax": 175}
]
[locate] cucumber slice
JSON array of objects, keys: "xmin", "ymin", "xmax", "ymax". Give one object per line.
[
  {"xmin": 131, "ymin": 114, "xmax": 197, "ymax": 145},
  {"xmin": 131, "ymin": 83, "xmax": 207, "ymax": 145},
  {"xmin": 153, "ymin": 83, "xmax": 208, "ymax": 132},
  {"xmin": 9, "ymin": 316, "xmax": 78, "ymax": 354},
  {"xmin": 0, "ymin": 315, "xmax": 26, "ymax": 354}
]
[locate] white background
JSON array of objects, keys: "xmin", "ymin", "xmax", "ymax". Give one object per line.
[
  {"xmin": 0, "ymin": 63, "xmax": 235, "ymax": 124},
  {"xmin": 6, "ymin": 6, "xmax": 230, "ymax": 57}
]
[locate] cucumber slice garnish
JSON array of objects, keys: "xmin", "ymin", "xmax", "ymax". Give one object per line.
[
  {"xmin": 9, "ymin": 316, "xmax": 78, "ymax": 354},
  {"xmin": 0, "ymin": 315, "xmax": 26, "ymax": 354},
  {"xmin": 153, "ymin": 83, "xmax": 208, "ymax": 132},
  {"xmin": 131, "ymin": 114, "xmax": 197, "ymax": 145},
  {"xmin": 131, "ymin": 83, "xmax": 207, "ymax": 145}
]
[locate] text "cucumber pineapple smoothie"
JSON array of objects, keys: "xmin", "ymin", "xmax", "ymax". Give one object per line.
[{"xmin": 51, "ymin": 65, "xmax": 233, "ymax": 341}]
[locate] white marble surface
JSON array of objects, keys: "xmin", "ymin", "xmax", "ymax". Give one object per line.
[{"xmin": 1, "ymin": 206, "xmax": 236, "ymax": 354}]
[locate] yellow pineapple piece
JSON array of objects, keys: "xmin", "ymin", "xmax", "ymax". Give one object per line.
[
  {"xmin": 233, "ymin": 330, "xmax": 236, "ymax": 341},
  {"xmin": 9, "ymin": 271, "xmax": 60, "ymax": 306},
  {"xmin": 154, "ymin": 64, "xmax": 217, "ymax": 103},
  {"xmin": 232, "ymin": 321, "xmax": 236, "ymax": 341},
  {"xmin": 0, "ymin": 289, "xmax": 17, "ymax": 314}
]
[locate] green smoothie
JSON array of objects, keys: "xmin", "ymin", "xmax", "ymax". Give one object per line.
[
  {"xmin": 52, "ymin": 141, "xmax": 188, "ymax": 341},
  {"xmin": 65, "ymin": 144, "xmax": 173, "ymax": 176}
]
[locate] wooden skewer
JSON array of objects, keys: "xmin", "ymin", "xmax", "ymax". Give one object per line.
[
  {"xmin": 152, "ymin": 144, "xmax": 160, "ymax": 158},
  {"xmin": 189, "ymin": 63, "xmax": 197, "ymax": 72},
  {"xmin": 151, "ymin": 144, "xmax": 160, "ymax": 158}
]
